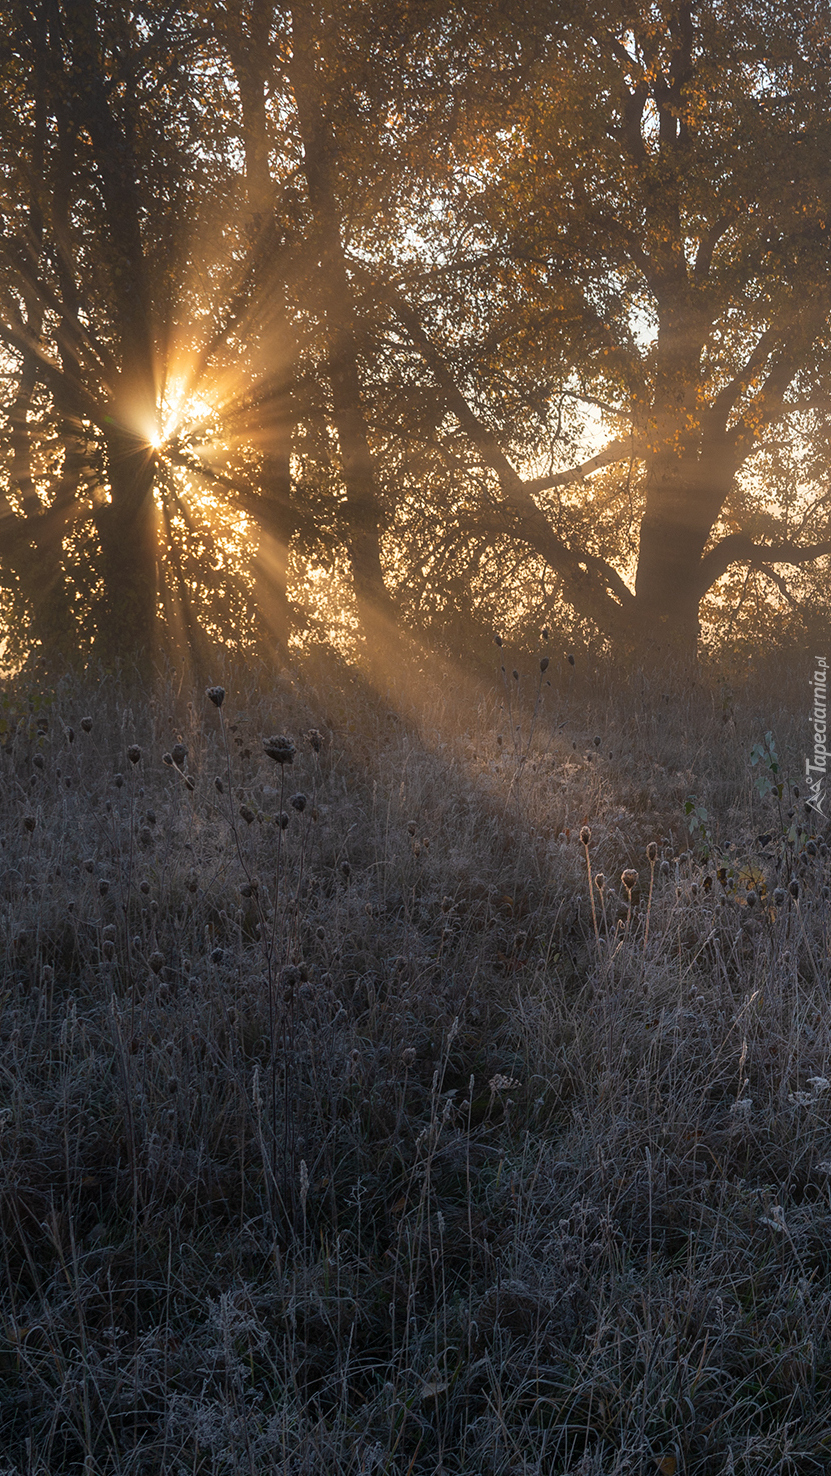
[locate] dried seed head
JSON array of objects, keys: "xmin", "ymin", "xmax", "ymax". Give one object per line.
[
  {"xmin": 98, "ymin": 879, "xmax": 109, "ymax": 896},
  {"xmin": 594, "ymin": 873, "xmax": 605, "ymax": 890},
  {"xmin": 646, "ymin": 841, "xmax": 658, "ymax": 863},
  {"xmin": 113, "ymin": 773, "xmax": 124, "ymax": 788},
  {"xmin": 593, "ymin": 735, "xmax": 601, "ymax": 747},
  {"xmin": 33, "ymin": 753, "xmax": 44, "ymax": 770},
  {"xmin": 185, "ymin": 775, "xmax": 196, "ymax": 791},
  {"xmin": 148, "ymin": 951, "xmax": 164, "ymax": 975},
  {"xmin": 206, "ymin": 686, "xmax": 225, "ymax": 708},
  {"xmin": 102, "ymin": 924, "xmax": 116, "ymax": 941},
  {"xmin": 239, "ymin": 804, "xmax": 255, "ymax": 824},
  {"xmin": 280, "ymin": 964, "xmax": 301, "ymax": 992},
  {"xmin": 539, "ymin": 656, "xmax": 550, "ymax": 672},
  {"xmin": 579, "ymin": 825, "xmax": 592, "ymax": 846},
  {"xmin": 340, "ymin": 860, "xmax": 351, "ymax": 880},
  {"xmin": 407, "ymin": 820, "xmax": 417, "ymax": 835},
  {"xmin": 262, "ymin": 734, "xmax": 295, "ymax": 765},
  {"xmin": 139, "ymin": 879, "xmax": 150, "ymax": 895},
  {"xmin": 567, "ymin": 653, "xmax": 575, "ymax": 666},
  {"xmin": 402, "ymin": 1046, "xmax": 416, "ymax": 1066},
  {"xmin": 277, "ymin": 811, "xmax": 289, "ymax": 829},
  {"xmin": 290, "ymin": 792, "xmax": 307, "ymax": 812},
  {"xmin": 162, "ymin": 752, "xmax": 174, "ymax": 767},
  {"xmin": 660, "ymin": 859, "xmax": 671, "ymax": 876},
  {"xmin": 80, "ymin": 716, "xmax": 93, "ymax": 733},
  {"xmin": 171, "ymin": 742, "xmax": 187, "ymax": 769},
  {"xmin": 512, "ymin": 669, "xmax": 519, "ymax": 681},
  {"xmin": 306, "ymin": 728, "xmax": 323, "ymax": 753},
  {"xmin": 214, "ymin": 776, "xmax": 224, "ymax": 793},
  {"xmin": 23, "ymin": 815, "xmax": 36, "ymax": 833},
  {"xmin": 127, "ymin": 745, "xmax": 141, "ymax": 765},
  {"xmin": 621, "ymin": 869, "xmax": 638, "ymax": 891},
  {"xmin": 745, "ymin": 889, "xmax": 757, "ymax": 907},
  {"xmin": 789, "ymin": 877, "xmax": 800, "ymax": 899},
  {"xmin": 494, "ymin": 634, "xmax": 503, "ymax": 647},
  {"xmin": 186, "ymin": 870, "xmax": 198, "ymax": 893}
]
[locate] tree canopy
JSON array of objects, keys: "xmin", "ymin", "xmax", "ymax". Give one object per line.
[{"xmin": 2, "ymin": 0, "xmax": 831, "ymax": 672}]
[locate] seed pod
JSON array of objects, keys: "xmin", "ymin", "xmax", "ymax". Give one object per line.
[
  {"xmin": 306, "ymin": 728, "xmax": 323, "ymax": 753},
  {"xmin": 789, "ymin": 877, "xmax": 800, "ymax": 899},
  {"xmin": 33, "ymin": 753, "xmax": 44, "ymax": 770},
  {"xmin": 291, "ymin": 793, "xmax": 307, "ymax": 812},
  {"xmin": 262, "ymin": 734, "xmax": 295, "ymax": 765},
  {"xmin": 214, "ymin": 776, "xmax": 224, "ymax": 793},
  {"xmin": 277, "ymin": 811, "xmax": 289, "ymax": 829},
  {"xmin": 162, "ymin": 753, "xmax": 174, "ymax": 766},
  {"xmin": 149, "ymin": 952, "xmax": 165, "ymax": 975},
  {"xmin": 239, "ymin": 804, "xmax": 255, "ymax": 824},
  {"xmin": 206, "ymin": 686, "xmax": 225, "ymax": 708},
  {"xmin": 539, "ymin": 656, "xmax": 549, "ymax": 672},
  {"xmin": 621, "ymin": 869, "xmax": 638, "ymax": 891},
  {"xmin": 646, "ymin": 841, "xmax": 658, "ymax": 862},
  {"xmin": 494, "ymin": 634, "xmax": 503, "ymax": 647},
  {"xmin": 171, "ymin": 742, "xmax": 187, "ymax": 769},
  {"xmin": 127, "ymin": 745, "xmax": 141, "ymax": 765},
  {"xmin": 80, "ymin": 716, "xmax": 93, "ymax": 733},
  {"xmin": 580, "ymin": 825, "xmax": 591, "ymax": 846}
]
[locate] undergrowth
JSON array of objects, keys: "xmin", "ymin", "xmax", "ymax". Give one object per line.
[{"xmin": 0, "ymin": 646, "xmax": 830, "ymax": 1474}]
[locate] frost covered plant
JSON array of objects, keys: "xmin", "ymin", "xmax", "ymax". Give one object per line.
[{"xmin": 263, "ymin": 734, "xmax": 295, "ymax": 765}]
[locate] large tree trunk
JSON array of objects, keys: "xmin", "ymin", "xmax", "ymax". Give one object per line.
[
  {"xmin": 94, "ymin": 432, "xmax": 158, "ymax": 665},
  {"xmin": 289, "ymin": 11, "xmax": 397, "ymax": 651},
  {"xmin": 232, "ymin": 24, "xmax": 296, "ymax": 654}
]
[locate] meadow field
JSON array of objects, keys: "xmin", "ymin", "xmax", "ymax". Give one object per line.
[{"xmin": 0, "ymin": 647, "xmax": 829, "ymax": 1475}]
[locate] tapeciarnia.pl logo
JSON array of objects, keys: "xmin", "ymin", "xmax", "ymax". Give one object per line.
[{"xmin": 806, "ymin": 656, "xmax": 828, "ymax": 819}]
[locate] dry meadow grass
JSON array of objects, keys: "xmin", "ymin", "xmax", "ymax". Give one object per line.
[{"xmin": 1, "ymin": 646, "xmax": 830, "ymax": 1475}]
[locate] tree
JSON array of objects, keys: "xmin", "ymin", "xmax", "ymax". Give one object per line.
[
  {"xmin": 367, "ymin": 0, "xmax": 831, "ymax": 658},
  {"xmin": 3, "ymin": 0, "xmax": 831, "ymax": 672}
]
